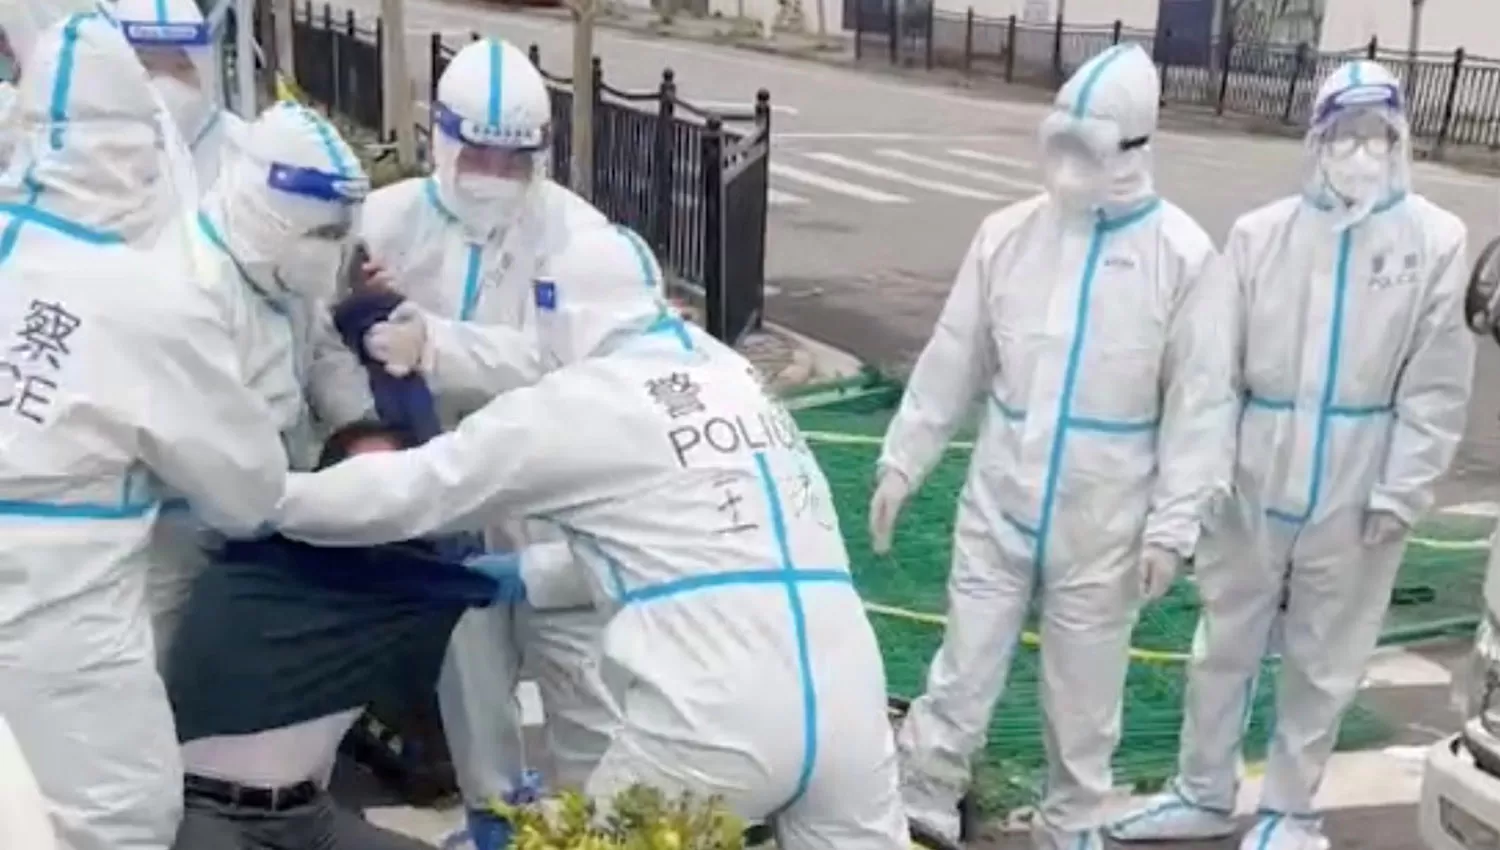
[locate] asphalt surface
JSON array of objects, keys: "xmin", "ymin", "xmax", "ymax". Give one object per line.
[{"xmin": 317, "ymin": 5, "xmax": 1500, "ymax": 845}]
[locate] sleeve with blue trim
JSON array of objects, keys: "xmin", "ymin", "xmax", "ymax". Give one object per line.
[
  {"xmin": 878, "ymin": 217, "xmax": 1001, "ymax": 489},
  {"xmin": 1144, "ymin": 241, "xmax": 1241, "ymax": 560},
  {"xmin": 1370, "ymin": 222, "xmax": 1475, "ymax": 526},
  {"xmin": 424, "ymin": 314, "xmax": 546, "ymax": 397},
  {"xmin": 275, "ymin": 363, "xmax": 659, "ymax": 546},
  {"xmin": 132, "ymin": 274, "xmax": 289, "ymax": 537}
]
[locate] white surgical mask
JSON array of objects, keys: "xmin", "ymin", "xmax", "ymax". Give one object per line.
[
  {"xmin": 1044, "ymin": 151, "xmax": 1107, "ymax": 215},
  {"xmin": 1322, "ymin": 148, "xmax": 1387, "ymax": 208},
  {"xmin": 276, "ymin": 239, "xmax": 345, "ymax": 302},
  {"xmin": 453, "ymin": 174, "xmax": 529, "ymax": 234}
]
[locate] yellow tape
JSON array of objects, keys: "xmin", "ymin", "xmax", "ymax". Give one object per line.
[
  {"xmin": 274, "ymin": 73, "xmax": 305, "ymax": 103},
  {"xmin": 862, "ymin": 601, "xmax": 1191, "ymax": 664}
]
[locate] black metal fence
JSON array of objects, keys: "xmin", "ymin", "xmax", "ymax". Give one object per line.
[
  {"xmin": 282, "ymin": 4, "xmax": 770, "ymax": 345},
  {"xmin": 854, "ymin": 6, "xmax": 1500, "ymax": 153}
]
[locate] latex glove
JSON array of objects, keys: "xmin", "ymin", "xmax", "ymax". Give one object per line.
[
  {"xmin": 1362, "ymin": 510, "xmax": 1408, "ymax": 546},
  {"xmin": 463, "ymin": 552, "xmax": 529, "ymax": 605},
  {"xmin": 364, "ymin": 301, "xmax": 429, "ymax": 378},
  {"xmin": 1140, "ymin": 544, "xmax": 1182, "ymax": 602},
  {"xmin": 868, "ymin": 469, "xmax": 912, "ymax": 556}
]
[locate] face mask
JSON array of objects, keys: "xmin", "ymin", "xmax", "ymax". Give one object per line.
[
  {"xmin": 276, "ymin": 238, "xmax": 345, "ymax": 302},
  {"xmin": 154, "ymin": 76, "xmax": 210, "ymax": 142},
  {"xmin": 1322, "ymin": 147, "xmax": 1387, "ymax": 208},
  {"xmin": 1044, "ymin": 150, "xmax": 1107, "ymax": 214},
  {"xmin": 453, "ymin": 174, "xmax": 529, "ymax": 233}
]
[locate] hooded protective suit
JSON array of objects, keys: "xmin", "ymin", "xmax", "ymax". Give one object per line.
[
  {"xmin": 0, "ymin": 13, "xmax": 286, "ymax": 850},
  {"xmin": 276, "ymin": 224, "xmax": 909, "ymax": 850},
  {"xmin": 871, "ymin": 43, "xmax": 1237, "ymax": 850},
  {"xmin": 1107, "ymin": 61, "xmax": 1474, "ymax": 850},
  {"xmin": 147, "ymin": 101, "xmax": 375, "ymax": 662},
  {"xmin": 115, "ymin": 0, "xmax": 244, "ymax": 195},
  {"xmin": 358, "ymin": 36, "xmax": 615, "ymax": 825}
]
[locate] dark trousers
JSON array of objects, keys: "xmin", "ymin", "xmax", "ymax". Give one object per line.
[{"xmin": 171, "ymin": 783, "xmax": 435, "ymax": 849}]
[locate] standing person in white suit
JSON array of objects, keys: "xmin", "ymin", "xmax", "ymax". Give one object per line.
[
  {"xmin": 1108, "ymin": 59, "xmax": 1475, "ymax": 850},
  {"xmin": 867, "ymin": 43, "xmax": 1239, "ymax": 850},
  {"xmin": 114, "ymin": 0, "xmax": 245, "ymax": 195},
  {"xmin": 0, "ymin": 12, "xmax": 286, "ymax": 849},
  {"xmin": 356, "ymin": 34, "xmax": 616, "ymax": 850}
]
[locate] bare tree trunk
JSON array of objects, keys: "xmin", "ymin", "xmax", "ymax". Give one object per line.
[
  {"xmin": 381, "ymin": 0, "xmax": 416, "ymax": 165},
  {"xmin": 569, "ymin": 0, "xmax": 597, "ymax": 201}
]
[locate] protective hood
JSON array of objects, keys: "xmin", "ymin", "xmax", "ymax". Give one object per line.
[
  {"xmin": 205, "ymin": 101, "xmax": 369, "ymax": 303},
  {"xmin": 432, "ymin": 37, "xmax": 550, "ymax": 237},
  {"xmin": 115, "ymin": 0, "xmax": 220, "ymax": 150},
  {"xmin": 1037, "ymin": 43, "xmax": 1158, "ymax": 219},
  {"xmin": 4, "ymin": 11, "xmax": 183, "ymax": 243},
  {"xmin": 0, "ymin": 0, "xmax": 110, "ymax": 75},
  {"xmin": 531, "ymin": 223, "xmax": 676, "ymax": 370},
  {"xmin": 1303, "ymin": 60, "xmax": 1411, "ymax": 231}
]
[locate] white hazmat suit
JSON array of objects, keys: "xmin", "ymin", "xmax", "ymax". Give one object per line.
[
  {"xmin": 1108, "ymin": 60, "xmax": 1475, "ymax": 850},
  {"xmin": 115, "ymin": 0, "xmax": 243, "ymax": 194},
  {"xmin": 146, "ymin": 101, "xmax": 375, "ymax": 660},
  {"xmin": 358, "ymin": 36, "xmax": 616, "ymax": 816},
  {"xmin": 871, "ymin": 43, "xmax": 1238, "ymax": 850},
  {"xmin": 277, "ymin": 223, "xmax": 910, "ymax": 850},
  {"xmin": 0, "ymin": 13, "xmax": 286, "ymax": 849}
]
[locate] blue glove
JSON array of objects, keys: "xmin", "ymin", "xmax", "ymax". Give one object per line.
[{"xmin": 463, "ymin": 552, "xmax": 529, "ymax": 605}]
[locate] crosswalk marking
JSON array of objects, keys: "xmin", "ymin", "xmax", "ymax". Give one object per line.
[
  {"xmin": 802, "ymin": 152, "xmax": 1008, "ymax": 201},
  {"xmin": 769, "ymin": 162, "xmax": 911, "ymax": 204},
  {"xmin": 769, "ymin": 188, "xmax": 809, "ymax": 206},
  {"xmin": 875, "ymin": 148, "xmax": 1041, "ymax": 193},
  {"xmin": 947, "ymin": 148, "xmax": 1037, "ymax": 172}
]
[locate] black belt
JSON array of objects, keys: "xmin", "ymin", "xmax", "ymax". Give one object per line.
[{"xmin": 184, "ymin": 773, "xmax": 320, "ymax": 812}]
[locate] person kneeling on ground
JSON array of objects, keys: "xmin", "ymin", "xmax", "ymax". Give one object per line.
[{"xmin": 164, "ymin": 421, "xmax": 535, "ymax": 850}]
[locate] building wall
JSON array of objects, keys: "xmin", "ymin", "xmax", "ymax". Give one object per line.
[{"xmin": 1320, "ymin": 0, "xmax": 1500, "ymax": 58}]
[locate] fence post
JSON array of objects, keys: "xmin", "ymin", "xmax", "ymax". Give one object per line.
[
  {"xmin": 1111, "ymin": 19, "xmax": 1121, "ymax": 45},
  {"xmin": 591, "ymin": 56, "xmax": 605, "ymax": 199},
  {"xmin": 1215, "ymin": 29, "xmax": 1232, "ymax": 115},
  {"xmin": 1004, "ymin": 14, "xmax": 1016, "ymax": 82},
  {"xmin": 700, "ymin": 117, "xmax": 726, "ymax": 342},
  {"xmin": 429, "ymin": 33, "xmax": 442, "ymax": 101},
  {"xmin": 1282, "ymin": 42, "xmax": 1307, "ymax": 124},
  {"xmin": 374, "ymin": 16, "xmax": 386, "ymax": 139},
  {"xmin": 963, "ymin": 7, "xmax": 973, "ymax": 73},
  {"xmin": 854, "ymin": 0, "xmax": 863, "ymax": 60},
  {"xmin": 652, "ymin": 69, "xmax": 676, "ymax": 260},
  {"xmin": 887, "ymin": 0, "xmax": 897, "ymax": 65},
  {"xmin": 1435, "ymin": 47, "xmax": 1466, "ymax": 157},
  {"xmin": 343, "ymin": 9, "xmax": 357, "ymax": 119},
  {"xmin": 1367, "ymin": 36, "xmax": 1378, "ymax": 59},
  {"xmin": 924, "ymin": 0, "xmax": 935, "ymax": 70},
  {"xmin": 1051, "ymin": 13, "xmax": 1063, "ymax": 85}
]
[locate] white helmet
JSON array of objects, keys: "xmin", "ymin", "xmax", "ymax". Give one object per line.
[
  {"xmin": 431, "ymin": 37, "xmax": 550, "ymax": 236},
  {"xmin": 114, "ymin": 0, "xmax": 219, "ymax": 149},
  {"xmin": 209, "ymin": 101, "xmax": 370, "ymax": 303},
  {"xmin": 532, "ymin": 224, "xmax": 683, "ymax": 370}
]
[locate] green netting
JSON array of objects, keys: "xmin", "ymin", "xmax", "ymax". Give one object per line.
[{"xmin": 790, "ymin": 378, "xmax": 1493, "ymax": 816}]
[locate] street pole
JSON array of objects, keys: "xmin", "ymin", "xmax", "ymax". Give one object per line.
[
  {"xmin": 381, "ymin": 0, "xmax": 416, "ymax": 165},
  {"xmin": 568, "ymin": 0, "xmax": 597, "ymax": 201},
  {"xmin": 1405, "ymin": 0, "xmax": 1425, "ymax": 98},
  {"xmin": 235, "ymin": 0, "xmax": 257, "ymax": 117},
  {"xmin": 274, "ymin": 0, "xmax": 294, "ymax": 87}
]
